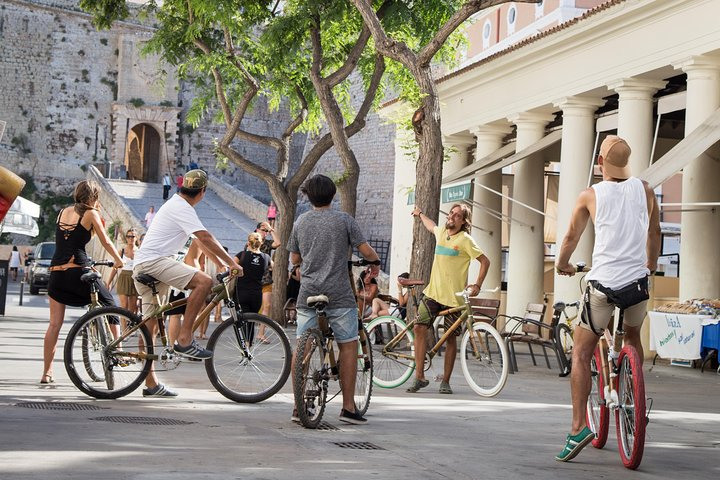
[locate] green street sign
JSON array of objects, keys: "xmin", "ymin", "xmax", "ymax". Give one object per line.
[
  {"xmin": 441, "ymin": 182, "xmax": 472, "ymax": 203},
  {"xmin": 406, "ymin": 182, "xmax": 471, "ymax": 205}
]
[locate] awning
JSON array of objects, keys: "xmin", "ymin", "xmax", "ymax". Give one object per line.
[
  {"xmin": 474, "ymin": 129, "xmax": 563, "ymax": 178},
  {"xmin": 441, "ymin": 142, "xmax": 516, "ymax": 185},
  {"xmin": 639, "ymin": 106, "xmax": 720, "ymax": 188}
]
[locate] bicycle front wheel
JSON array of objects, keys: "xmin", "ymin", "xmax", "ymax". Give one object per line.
[
  {"xmin": 616, "ymin": 346, "xmax": 646, "ymax": 470},
  {"xmin": 354, "ymin": 324, "xmax": 373, "ymax": 416},
  {"xmin": 587, "ymin": 346, "xmax": 609, "ymax": 449},
  {"xmin": 64, "ymin": 307, "xmax": 152, "ymax": 399},
  {"xmin": 293, "ymin": 329, "xmax": 328, "ymax": 429},
  {"xmin": 205, "ymin": 313, "xmax": 291, "ymax": 403},
  {"xmin": 555, "ymin": 323, "xmax": 574, "ymax": 377},
  {"xmin": 365, "ymin": 316, "xmax": 415, "ymax": 388},
  {"xmin": 460, "ymin": 322, "xmax": 509, "ymax": 397}
]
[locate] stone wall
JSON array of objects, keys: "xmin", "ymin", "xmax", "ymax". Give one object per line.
[{"xmin": 1, "ymin": 0, "xmax": 399, "ymax": 271}]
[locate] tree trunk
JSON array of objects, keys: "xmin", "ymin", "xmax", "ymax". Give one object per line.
[
  {"xmin": 409, "ymin": 69, "xmax": 443, "ymax": 284},
  {"xmin": 269, "ymin": 182, "xmax": 296, "ymax": 325}
]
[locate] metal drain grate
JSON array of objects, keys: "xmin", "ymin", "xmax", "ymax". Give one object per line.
[
  {"xmin": 333, "ymin": 441, "xmax": 385, "ymax": 450},
  {"xmin": 316, "ymin": 421, "xmax": 340, "ymax": 431},
  {"xmin": 91, "ymin": 416, "xmax": 194, "ymax": 426},
  {"xmin": 15, "ymin": 402, "xmax": 107, "ymax": 411}
]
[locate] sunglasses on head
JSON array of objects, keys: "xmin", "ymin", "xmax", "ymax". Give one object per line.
[{"xmin": 260, "ymin": 228, "xmax": 270, "ymax": 233}]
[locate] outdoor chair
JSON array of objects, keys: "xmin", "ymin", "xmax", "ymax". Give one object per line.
[{"xmin": 497, "ymin": 302, "xmax": 565, "ymax": 374}]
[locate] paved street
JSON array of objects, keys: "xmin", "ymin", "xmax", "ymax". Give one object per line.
[{"xmin": 0, "ymin": 281, "xmax": 718, "ymax": 480}]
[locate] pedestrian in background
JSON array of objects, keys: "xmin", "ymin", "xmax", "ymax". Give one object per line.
[
  {"xmin": 106, "ymin": 228, "xmax": 140, "ymax": 315},
  {"xmin": 8, "ymin": 245, "xmax": 20, "ymax": 281},
  {"xmin": 267, "ymin": 200, "xmax": 277, "ymax": 228},
  {"xmin": 162, "ymin": 173, "xmax": 172, "ymax": 200},
  {"xmin": 144, "ymin": 206, "xmax": 155, "ymax": 229}
]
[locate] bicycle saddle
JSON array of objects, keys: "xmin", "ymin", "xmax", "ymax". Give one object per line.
[
  {"xmin": 307, "ymin": 295, "xmax": 329, "ymax": 309},
  {"xmin": 398, "ymin": 278, "xmax": 424, "ymax": 287},
  {"xmin": 135, "ymin": 273, "xmax": 159, "ymax": 287},
  {"xmin": 80, "ymin": 271, "xmax": 102, "ymax": 284}
]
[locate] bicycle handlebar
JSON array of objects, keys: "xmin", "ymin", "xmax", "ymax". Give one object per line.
[
  {"xmin": 216, "ymin": 268, "xmax": 241, "ymax": 283},
  {"xmin": 90, "ymin": 260, "xmax": 115, "ymax": 268},
  {"xmin": 454, "ymin": 286, "xmax": 500, "ymax": 297},
  {"xmin": 552, "ymin": 300, "xmax": 581, "ymax": 313},
  {"xmin": 348, "ymin": 259, "xmax": 381, "ymax": 268}
]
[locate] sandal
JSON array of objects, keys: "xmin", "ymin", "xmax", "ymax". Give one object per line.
[
  {"xmin": 439, "ymin": 381, "xmax": 453, "ymax": 394},
  {"xmin": 40, "ymin": 374, "xmax": 54, "ymax": 384},
  {"xmin": 406, "ymin": 378, "xmax": 430, "ymax": 393},
  {"xmin": 257, "ymin": 336, "xmax": 271, "ymax": 344}
]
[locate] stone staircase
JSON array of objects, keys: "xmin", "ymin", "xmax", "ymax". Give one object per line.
[{"xmin": 105, "ymin": 179, "xmax": 256, "ymax": 256}]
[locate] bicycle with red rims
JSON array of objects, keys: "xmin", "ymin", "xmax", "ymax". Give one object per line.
[{"xmin": 583, "ymin": 274, "xmax": 652, "ymax": 469}]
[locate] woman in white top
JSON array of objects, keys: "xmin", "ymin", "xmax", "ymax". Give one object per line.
[
  {"xmin": 9, "ymin": 246, "xmax": 21, "ymax": 281},
  {"xmin": 106, "ymin": 229, "xmax": 139, "ymax": 315}
]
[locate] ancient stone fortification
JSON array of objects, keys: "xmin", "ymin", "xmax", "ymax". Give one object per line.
[{"xmin": 1, "ymin": 0, "xmax": 395, "ymax": 260}]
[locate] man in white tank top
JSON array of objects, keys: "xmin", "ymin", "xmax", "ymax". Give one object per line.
[{"xmin": 554, "ymin": 135, "xmax": 661, "ymax": 462}]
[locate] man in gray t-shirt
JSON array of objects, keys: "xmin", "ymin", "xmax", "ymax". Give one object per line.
[{"xmin": 288, "ymin": 174, "xmax": 380, "ymax": 425}]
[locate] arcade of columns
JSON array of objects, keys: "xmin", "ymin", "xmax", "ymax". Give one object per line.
[{"xmin": 441, "ymin": 57, "xmax": 720, "ymax": 319}]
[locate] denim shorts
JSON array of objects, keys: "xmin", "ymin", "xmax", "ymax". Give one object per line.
[{"xmin": 296, "ymin": 307, "xmax": 358, "ymax": 343}]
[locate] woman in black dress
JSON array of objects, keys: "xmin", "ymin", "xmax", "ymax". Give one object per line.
[
  {"xmin": 41, "ymin": 180, "xmax": 123, "ymax": 384},
  {"xmin": 233, "ymin": 232, "xmax": 271, "ymax": 342}
]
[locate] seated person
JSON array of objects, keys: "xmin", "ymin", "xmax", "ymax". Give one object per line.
[
  {"xmin": 356, "ymin": 268, "xmax": 378, "ymax": 319},
  {"xmin": 369, "ymin": 272, "xmax": 410, "ymax": 320}
]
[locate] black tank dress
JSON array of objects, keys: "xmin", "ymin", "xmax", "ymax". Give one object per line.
[{"xmin": 47, "ymin": 208, "xmax": 115, "ymax": 308}]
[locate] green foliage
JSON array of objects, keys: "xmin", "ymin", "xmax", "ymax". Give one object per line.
[
  {"xmin": 159, "ymin": 100, "xmax": 175, "ymax": 107},
  {"xmin": 106, "ymin": 220, "xmax": 122, "ymax": 240},
  {"xmin": 128, "ymin": 97, "xmax": 145, "ymax": 107}
]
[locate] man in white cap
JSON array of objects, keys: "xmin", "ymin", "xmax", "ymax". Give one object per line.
[
  {"xmin": 134, "ymin": 170, "xmax": 242, "ymax": 366},
  {"xmin": 554, "ymin": 135, "xmax": 661, "ymax": 462}
]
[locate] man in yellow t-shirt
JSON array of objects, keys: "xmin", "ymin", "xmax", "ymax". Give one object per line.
[{"xmin": 408, "ymin": 203, "xmax": 491, "ymax": 394}]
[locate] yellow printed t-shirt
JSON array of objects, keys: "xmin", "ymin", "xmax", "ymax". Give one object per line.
[{"xmin": 423, "ymin": 226, "xmax": 483, "ymax": 307}]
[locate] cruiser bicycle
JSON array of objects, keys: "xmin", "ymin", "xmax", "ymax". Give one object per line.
[{"xmin": 64, "ymin": 270, "xmax": 291, "ymax": 402}]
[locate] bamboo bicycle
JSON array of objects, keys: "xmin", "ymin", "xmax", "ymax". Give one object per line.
[
  {"xmin": 64, "ymin": 270, "xmax": 291, "ymax": 402},
  {"xmin": 366, "ymin": 279, "xmax": 509, "ymax": 397},
  {"xmin": 293, "ymin": 260, "xmax": 375, "ymax": 428}
]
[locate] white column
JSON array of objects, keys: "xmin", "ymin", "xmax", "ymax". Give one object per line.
[
  {"xmin": 442, "ymin": 134, "xmax": 474, "ymax": 178},
  {"xmin": 469, "ymin": 124, "xmax": 512, "ymax": 296},
  {"xmin": 675, "ymin": 56, "xmax": 720, "ymax": 300},
  {"xmin": 505, "ymin": 112, "xmax": 555, "ymax": 317},
  {"xmin": 608, "ymin": 78, "xmax": 666, "ymax": 175},
  {"xmin": 552, "ymin": 96, "xmax": 605, "ymax": 305}
]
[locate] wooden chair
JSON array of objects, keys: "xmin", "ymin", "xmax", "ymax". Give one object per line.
[{"xmin": 498, "ymin": 302, "xmax": 564, "ymax": 373}]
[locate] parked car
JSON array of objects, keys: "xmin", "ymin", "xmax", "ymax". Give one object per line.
[{"xmin": 28, "ymin": 242, "xmax": 55, "ymax": 295}]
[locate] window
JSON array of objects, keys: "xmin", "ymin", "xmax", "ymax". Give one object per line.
[
  {"xmin": 482, "ymin": 19, "xmax": 492, "ymax": 49},
  {"xmin": 507, "ymin": 5, "xmax": 517, "ymax": 34}
]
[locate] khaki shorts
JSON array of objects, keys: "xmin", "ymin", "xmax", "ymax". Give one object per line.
[
  {"xmin": 576, "ymin": 283, "xmax": 648, "ymax": 334},
  {"xmin": 133, "ymin": 257, "xmax": 198, "ymax": 316}
]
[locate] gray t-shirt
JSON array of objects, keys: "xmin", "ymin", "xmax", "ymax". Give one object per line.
[{"xmin": 288, "ymin": 208, "xmax": 367, "ymax": 309}]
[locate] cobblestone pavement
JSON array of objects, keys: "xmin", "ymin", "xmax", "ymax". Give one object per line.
[{"xmin": 0, "ymin": 282, "xmax": 718, "ymax": 480}]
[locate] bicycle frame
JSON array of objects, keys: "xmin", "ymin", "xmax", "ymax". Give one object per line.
[
  {"xmin": 106, "ymin": 275, "xmax": 238, "ymax": 360},
  {"xmin": 381, "ymin": 295, "xmax": 487, "ymax": 364}
]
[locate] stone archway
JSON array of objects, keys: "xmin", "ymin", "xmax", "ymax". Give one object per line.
[
  {"xmin": 111, "ymin": 104, "xmax": 182, "ymax": 182},
  {"xmin": 125, "ymin": 123, "xmax": 161, "ymax": 182}
]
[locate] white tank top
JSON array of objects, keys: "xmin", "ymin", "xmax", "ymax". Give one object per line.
[{"xmin": 586, "ymin": 177, "xmax": 650, "ymax": 289}]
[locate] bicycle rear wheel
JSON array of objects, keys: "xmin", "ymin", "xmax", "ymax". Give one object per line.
[
  {"xmin": 64, "ymin": 307, "xmax": 152, "ymax": 399},
  {"xmin": 587, "ymin": 346, "xmax": 609, "ymax": 448},
  {"xmin": 205, "ymin": 313, "xmax": 291, "ymax": 403},
  {"xmin": 293, "ymin": 329, "xmax": 328, "ymax": 429},
  {"xmin": 365, "ymin": 316, "xmax": 415, "ymax": 388},
  {"xmin": 555, "ymin": 323, "xmax": 574, "ymax": 377},
  {"xmin": 354, "ymin": 324, "xmax": 373, "ymax": 416},
  {"xmin": 460, "ymin": 322, "xmax": 509, "ymax": 397},
  {"xmin": 616, "ymin": 346, "xmax": 646, "ymax": 470}
]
